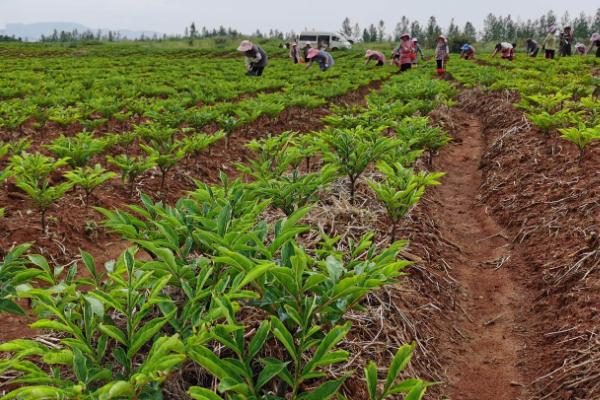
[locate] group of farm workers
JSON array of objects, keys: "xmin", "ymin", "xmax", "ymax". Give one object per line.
[
  {"xmin": 236, "ymin": 33, "xmax": 450, "ymax": 77},
  {"xmin": 236, "ymin": 27, "xmax": 600, "ymax": 77},
  {"xmin": 491, "ymin": 26, "xmax": 600, "ymax": 61},
  {"xmin": 237, "ymin": 39, "xmax": 334, "ymax": 75}
]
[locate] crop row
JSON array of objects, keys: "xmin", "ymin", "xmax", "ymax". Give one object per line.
[
  {"xmin": 0, "ymin": 53, "xmax": 396, "ymax": 233},
  {"xmin": 0, "ymin": 66, "xmax": 454, "ymax": 399},
  {"xmin": 450, "ymin": 56, "xmax": 600, "ymax": 158},
  {"xmin": 0, "ymin": 52, "xmax": 387, "ymax": 131}
]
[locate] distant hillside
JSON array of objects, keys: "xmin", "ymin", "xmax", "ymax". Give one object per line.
[{"xmin": 3, "ymin": 22, "xmax": 162, "ymax": 41}]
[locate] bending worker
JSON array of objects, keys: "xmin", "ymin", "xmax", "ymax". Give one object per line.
[
  {"xmin": 365, "ymin": 49, "xmax": 386, "ymax": 67},
  {"xmin": 492, "ymin": 42, "xmax": 515, "ymax": 60},
  {"xmin": 460, "ymin": 43, "xmax": 475, "ymax": 59},
  {"xmin": 237, "ymin": 40, "xmax": 268, "ymax": 76},
  {"xmin": 526, "ymin": 38, "xmax": 540, "ymax": 57},
  {"xmin": 305, "ymin": 48, "xmax": 335, "ymax": 71}
]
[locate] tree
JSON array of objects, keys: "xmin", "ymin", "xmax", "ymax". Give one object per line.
[
  {"xmin": 410, "ymin": 21, "xmax": 423, "ymax": 42},
  {"xmin": 537, "ymin": 15, "xmax": 547, "ymax": 37},
  {"xmin": 593, "ymin": 8, "xmax": 600, "ymax": 33},
  {"xmin": 483, "ymin": 13, "xmax": 502, "ymax": 41},
  {"xmin": 425, "ymin": 16, "xmax": 442, "ymax": 47},
  {"xmin": 518, "ymin": 19, "xmax": 537, "ymax": 40},
  {"xmin": 395, "ymin": 16, "xmax": 410, "ymax": 41},
  {"xmin": 341, "ymin": 17, "xmax": 352, "ymax": 37},
  {"xmin": 189, "ymin": 22, "xmax": 196, "ymax": 45},
  {"xmin": 377, "ymin": 20, "xmax": 386, "ymax": 42},
  {"xmin": 353, "ymin": 22, "xmax": 361, "ymax": 39},
  {"xmin": 561, "ymin": 11, "xmax": 571, "ymax": 28},
  {"xmin": 447, "ymin": 18, "xmax": 459, "ymax": 39},
  {"xmin": 363, "ymin": 28, "xmax": 371, "ymax": 43},
  {"xmin": 505, "ymin": 15, "xmax": 516, "ymax": 40},
  {"xmin": 572, "ymin": 12, "xmax": 590, "ymax": 40},
  {"xmin": 463, "ymin": 21, "xmax": 477, "ymax": 42},
  {"xmin": 368, "ymin": 24, "xmax": 378, "ymax": 42}
]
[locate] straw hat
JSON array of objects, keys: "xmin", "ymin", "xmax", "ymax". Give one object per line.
[
  {"xmin": 307, "ymin": 48, "xmax": 321, "ymax": 59},
  {"xmin": 237, "ymin": 40, "xmax": 253, "ymax": 52}
]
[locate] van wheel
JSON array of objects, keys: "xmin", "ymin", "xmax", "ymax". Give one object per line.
[{"xmin": 331, "ymin": 47, "xmax": 338, "ymax": 51}]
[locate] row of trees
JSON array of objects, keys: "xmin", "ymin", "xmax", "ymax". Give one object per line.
[
  {"xmin": 39, "ymin": 29, "xmax": 171, "ymax": 42},
  {"xmin": 341, "ymin": 16, "xmax": 475, "ymax": 49},
  {"xmin": 349, "ymin": 8, "xmax": 600, "ymax": 46},
  {"xmin": 0, "ymin": 35, "xmax": 21, "ymax": 42},
  {"xmin": 481, "ymin": 10, "xmax": 600, "ymax": 41}
]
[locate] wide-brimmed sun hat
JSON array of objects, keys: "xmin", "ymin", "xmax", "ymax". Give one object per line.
[
  {"xmin": 438, "ymin": 35, "xmax": 447, "ymax": 42},
  {"xmin": 237, "ymin": 40, "xmax": 253, "ymax": 52},
  {"xmin": 400, "ymin": 32, "xmax": 410, "ymax": 39},
  {"xmin": 307, "ymin": 48, "xmax": 321, "ymax": 59},
  {"xmin": 549, "ymin": 25, "xmax": 557, "ymax": 33},
  {"xmin": 365, "ymin": 49, "xmax": 376, "ymax": 58},
  {"xmin": 461, "ymin": 44, "xmax": 470, "ymax": 51},
  {"xmin": 591, "ymin": 33, "xmax": 600, "ymax": 42},
  {"xmin": 412, "ymin": 38, "xmax": 418, "ymax": 42}
]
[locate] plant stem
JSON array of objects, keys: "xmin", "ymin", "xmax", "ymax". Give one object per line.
[
  {"xmin": 349, "ymin": 176, "xmax": 356, "ymax": 205},
  {"xmin": 160, "ymin": 170, "xmax": 166, "ymax": 192},
  {"xmin": 41, "ymin": 208, "xmax": 47, "ymax": 233}
]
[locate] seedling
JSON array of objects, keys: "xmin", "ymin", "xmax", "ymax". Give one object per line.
[{"xmin": 64, "ymin": 164, "xmax": 116, "ymax": 204}]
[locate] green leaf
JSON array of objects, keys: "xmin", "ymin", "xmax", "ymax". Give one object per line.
[
  {"xmin": 0, "ymin": 299, "xmax": 25, "ymax": 315},
  {"xmin": 98, "ymin": 324, "xmax": 127, "ymax": 346},
  {"xmin": 95, "ymin": 380, "xmax": 134, "ymax": 399},
  {"xmin": 248, "ymin": 320, "xmax": 270, "ymax": 358},
  {"xmin": 234, "ymin": 262, "xmax": 272, "ymax": 291},
  {"xmin": 128, "ymin": 316, "xmax": 171, "ymax": 359},
  {"xmin": 325, "ymin": 256, "xmax": 344, "ymax": 282},
  {"xmin": 365, "ymin": 361, "xmax": 378, "ymax": 400},
  {"xmin": 84, "ymin": 295, "xmax": 104, "ymax": 318},
  {"xmin": 270, "ymin": 317, "xmax": 297, "ymax": 361},
  {"xmin": 188, "ymin": 387, "xmax": 225, "ymax": 400},
  {"xmin": 42, "ymin": 349, "xmax": 73, "ymax": 365},
  {"xmin": 257, "ymin": 358, "xmax": 288, "ymax": 390},
  {"xmin": 302, "ymin": 323, "xmax": 349, "ymax": 376},
  {"xmin": 80, "ymin": 250, "xmax": 98, "ymax": 280},
  {"xmin": 404, "ymin": 382, "xmax": 427, "ymax": 400},
  {"xmin": 30, "ymin": 319, "xmax": 74, "ymax": 334},
  {"xmin": 1, "ymin": 385, "xmax": 68, "ymax": 399},
  {"xmin": 187, "ymin": 344, "xmax": 231, "ymax": 381},
  {"xmin": 383, "ymin": 343, "xmax": 415, "ymax": 392},
  {"xmin": 301, "ymin": 377, "xmax": 346, "ymax": 400}
]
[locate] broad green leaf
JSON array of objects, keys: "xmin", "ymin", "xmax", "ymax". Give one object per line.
[
  {"xmin": 98, "ymin": 324, "xmax": 127, "ymax": 346},
  {"xmin": 248, "ymin": 320, "xmax": 270, "ymax": 358},
  {"xmin": 188, "ymin": 387, "xmax": 225, "ymax": 400},
  {"xmin": 257, "ymin": 359, "xmax": 288, "ymax": 390}
]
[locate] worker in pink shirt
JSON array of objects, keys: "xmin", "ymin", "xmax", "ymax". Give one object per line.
[
  {"xmin": 392, "ymin": 33, "xmax": 414, "ymax": 72},
  {"xmin": 364, "ymin": 49, "xmax": 386, "ymax": 67}
]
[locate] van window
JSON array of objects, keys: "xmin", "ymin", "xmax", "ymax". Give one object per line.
[
  {"xmin": 299, "ymin": 35, "xmax": 317, "ymax": 41},
  {"xmin": 332, "ymin": 36, "xmax": 340, "ymax": 41}
]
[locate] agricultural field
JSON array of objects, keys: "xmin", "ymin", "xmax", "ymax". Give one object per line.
[{"xmin": 0, "ymin": 41, "xmax": 600, "ymax": 400}]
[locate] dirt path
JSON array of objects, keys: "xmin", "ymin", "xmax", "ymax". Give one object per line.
[{"xmin": 434, "ymin": 112, "xmax": 532, "ymax": 399}]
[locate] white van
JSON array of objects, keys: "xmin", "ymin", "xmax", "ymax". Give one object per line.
[{"xmin": 297, "ymin": 31, "xmax": 352, "ymax": 50}]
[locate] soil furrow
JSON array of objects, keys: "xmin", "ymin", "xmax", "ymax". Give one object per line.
[{"xmin": 433, "ymin": 111, "xmax": 533, "ymax": 399}]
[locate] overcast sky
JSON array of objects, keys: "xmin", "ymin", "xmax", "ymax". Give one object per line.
[{"xmin": 0, "ymin": 0, "xmax": 598, "ymax": 35}]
